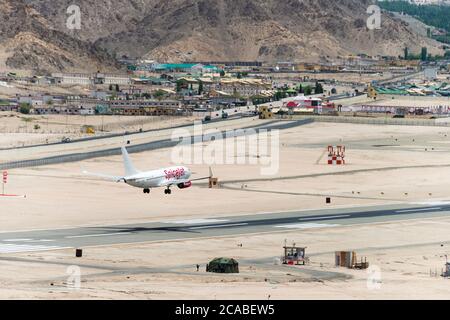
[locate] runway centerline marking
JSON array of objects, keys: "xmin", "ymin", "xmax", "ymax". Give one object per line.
[
  {"xmin": 65, "ymin": 232, "xmax": 132, "ymax": 239},
  {"xmin": 275, "ymin": 223, "xmax": 340, "ymax": 229},
  {"xmin": 0, "ymin": 244, "xmax": 70, "ymax": 253},
  {"xmin": 189, "ymin": 223, "xmax": 248, "ymax": 230},
  {"xmin": 298, "ymin": 215, "xmax": 350, "ymax": 221},
  {"xmin": 162, "ymin": 219, "xmax": 229, "ymax": 225},
  {"xmin": 396, "ymin": 207, "xmax": 441, "ymax": 213}
]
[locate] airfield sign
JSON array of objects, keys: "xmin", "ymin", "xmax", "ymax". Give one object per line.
[{"xmin": 2, "ymin": 171, "xmax": 7, "ymax": 195}]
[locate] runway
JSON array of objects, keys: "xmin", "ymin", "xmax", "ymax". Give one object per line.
[{"xmin": 0, "ymin": 202, "xmax": 449, "ymax": 254}]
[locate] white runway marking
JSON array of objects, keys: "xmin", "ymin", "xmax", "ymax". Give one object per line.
[
  {"xmin": 189, "ymin": 223, "xmax": 248, "ymax": 230},
  {"xmin": 396, "ymin": 207, "xmax": 440, "ymax": 213},
  {"xmin": 3, "ymin": 239, "xmax": 33, "ymax": 242},
  {"xmin": 65, "ymin": 232, "xmax": 132, "ymax": 239},
  {"xmin": 275, "ymin": 223, "xmax": 340, "ymax": 229},
  {"xmin": 163, "ymin": 219, "xmax": 229, "ymax": 225},
  {"xmin": 298, "ymin": 215, "xmax": 349, "ymax": 221},
  {"xmin": 0, "ymin": 243, "xmax": 68, "ymax": 254},
  {"xmin": 414, "ymin": 201, "xmax": 450, "ymax": 206}
]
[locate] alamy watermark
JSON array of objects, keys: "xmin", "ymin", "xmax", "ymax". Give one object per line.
[
  {"xmin": 171, "ymin": 121, "xmax": 280, "ymax": 176},
  {"xmin": 367, "ymin": 5, "xmax": 381, "ymax": 30},
  {"xmin": 66, "ymin": 5, "xmax": 81, "ymax": 30},
  {"xmin": 66, "ymin": 265, "xmax": 81, "ymax": 290},
  {"xmin": 366, "ymin": 265, "xmax": 382, "ymax": 290}
]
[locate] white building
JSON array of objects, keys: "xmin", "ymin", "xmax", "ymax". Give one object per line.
[
  {"xmin": 424, "ymin": 68, "xmax": 438, "ymax": 81},
  {"xmin": 52, "ymin": 73, "xmax": 131, "ymax": 86},
  {"xmin": 52, "ymin": 73, "xmax": 92, "ymax": 85},
  {"xmin": 96, "ymin": 73, "xmax": 131, "ymax": 85}
]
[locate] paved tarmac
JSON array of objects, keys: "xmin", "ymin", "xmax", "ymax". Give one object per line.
[{"xmin": 0, "ymin": 202, "xmax": 448, "ymax": 254}]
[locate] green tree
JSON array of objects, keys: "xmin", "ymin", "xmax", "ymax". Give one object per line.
[
  {"xmin": 274, "ymin": 90, "xmax": 287, "ymax": 101},
  {"xmin": 304, "ymin": 85, "xmax": 312, "ymax": 96},
  {"xmin": 421, "ymin": 47, "xmax": 428, "ymax": 61},
  {"xmin": 198, "ymin": 81, "xmax": 204, "ymax": 95},
  {"xmin": 220, "ymin": 70, "xmax": 225, "ymax": 77},
  {"xmin": 176, "ymin": 80, "xmax": 183, "ymax": 93},
  {"xmin": 404, "ymin": 47, "xmax": 409, "ymax": 60},
  {"xmin": 153, "ymin": 90, "xmax": 166, "ymax": 101},
  {"xmin": 314, "ymin": 82, "xmax": 324, "ymax": 94},
  {"xmin": 19, "ymin": 103, "xmax": 31, "ymax": 114}
]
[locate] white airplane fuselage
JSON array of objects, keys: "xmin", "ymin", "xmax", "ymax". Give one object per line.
[
  {"xmin": 84, "ymin": 147, "xmax": 208, "ymax": 195},
  {"xmin": 125, "ymin": 166, "xmax": 192, "ymax": 189}
]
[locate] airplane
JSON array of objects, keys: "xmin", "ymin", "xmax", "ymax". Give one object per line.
[{"xmin": 84, "ymin": 146, "xmax": 212, "ymax": 195}]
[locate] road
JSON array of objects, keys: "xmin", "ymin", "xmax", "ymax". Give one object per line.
[{"xmin": 0, "ymin": 202, "xmax": 449, "ymax": 254}]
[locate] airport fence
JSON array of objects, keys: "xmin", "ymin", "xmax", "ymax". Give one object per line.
[
  {"xmin": 0, "ymin": 119, "xmax": 314, "ymax": 170},
  {"xmin": 288, "ymin": 115, "xmax": 450, "ymax": 127},
  {"xmin": 0, "ymin": 138, "xmax": 180, "ymax": 170}
]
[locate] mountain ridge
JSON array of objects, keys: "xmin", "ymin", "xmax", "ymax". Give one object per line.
[{"xmin": 0, "ymin": 0, "xmax": 443, "ymax": 73}]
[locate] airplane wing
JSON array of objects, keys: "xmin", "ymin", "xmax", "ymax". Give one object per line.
[
  {"xmin": 126, "ymin": 175, "xmax": 166, "ymax": 183},
  {"xmin": 188, "ymin": 167, "xmax": 213, "ymax": 182},
  {"xmin": 190, "ymin": 176, "xmax": 212, "ymax": 182},
  {"xmin": 82, "ymin": 170, "xmax": 124, "ymax": 182}
]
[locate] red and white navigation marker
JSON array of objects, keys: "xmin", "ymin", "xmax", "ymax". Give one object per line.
[
  {"xmin": 0, "ymin": 170, "xmax": 25, "ymax": 197},
  {"xmin": 2, "ymin": 171, "xmax": 7, "ymax": 195}
]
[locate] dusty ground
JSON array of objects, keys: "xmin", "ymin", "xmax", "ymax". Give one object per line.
[
  {"xmin": 1, "ymin": 120, "xmax": 450, "ymax": 299},
  {"xmin": 0, "ymin": 113, "xmax": 197, "ymax": 148},
  {"xmin": 3, "ymin": 121, "xmax": 450, "ymax": 230},
  {"xmin": 1, "ymin": 217, "xmax": 450, "ymax": 299}
]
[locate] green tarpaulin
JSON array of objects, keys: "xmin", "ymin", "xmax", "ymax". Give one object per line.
[{"xmin": 206, "ymin": 257, "xmax": 239, "ymax": 274}]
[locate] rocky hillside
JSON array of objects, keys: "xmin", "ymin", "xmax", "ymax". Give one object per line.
[
  {"xmin": 0, "ymin": 0, "xmax": 119, "ymax": 74},
  {"xmin": 94, "ymin": 0, "xmax": 443, "ymax": 62},
  {"xmin": 1, "ymin": 0, "xmax": 444, "ymax": 73}
]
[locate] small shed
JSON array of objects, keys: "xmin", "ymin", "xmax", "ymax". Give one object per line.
[
  {"xmin": 206, "ymin": 257, "xmax": 239, "ymax": 274},
  {"xmin": 335, "ymin": 251, "xmax": 355, "ymax": 268},
  {"xmin": 335, "ymin": 251, "xmax": 369, "ymax": 269}
]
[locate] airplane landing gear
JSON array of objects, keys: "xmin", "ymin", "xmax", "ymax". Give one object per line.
[
  {"xmin": 164, "ymin": 188, "xmax": 172, "ymax": 195},
  {"xmin": 143, "ymin": 188, "xmax": 150, "ymax": 194}
]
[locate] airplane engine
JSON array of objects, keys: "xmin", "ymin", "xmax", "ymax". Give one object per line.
[{"xmin": 177, "ymin": 181, "xmax": 192, "ymax": 189}]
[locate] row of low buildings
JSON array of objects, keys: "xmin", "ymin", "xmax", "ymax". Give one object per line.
[
  {"xmin": 51, "ymin": 72, "xmax": 132, "ymax": 86},
  {"xmin": 175, "ymin": 77, "xmax": 273, "ymax": 97},
  {"xmin": 0, "ymin": 95, "xmax": 186, "ymax": 116},
  {"xmin": 7, "ymin": 70, "xmax": 274, "ymax": 98}
]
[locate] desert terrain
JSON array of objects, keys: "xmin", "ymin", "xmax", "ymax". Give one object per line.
[{"xmin": 1, "ymin": 120, "xmax": 450, "ymax": 299}]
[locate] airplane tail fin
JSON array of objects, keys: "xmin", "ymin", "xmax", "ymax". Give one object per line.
[{"xmin": 121, "ymin": 146, "xmax": 139, "ymax": 176}]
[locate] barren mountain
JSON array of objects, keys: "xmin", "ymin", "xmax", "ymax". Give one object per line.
[
  {"xmin": 94, "ymin": 0, "xmax": 443, "ymax": 62},
  {"xmin": 0, "ymin": 0, "xmax": 119, "ymax": 74},
  {"xmin": 1, "ymin": 0, "xmax": 444, "ymax": 73}
]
